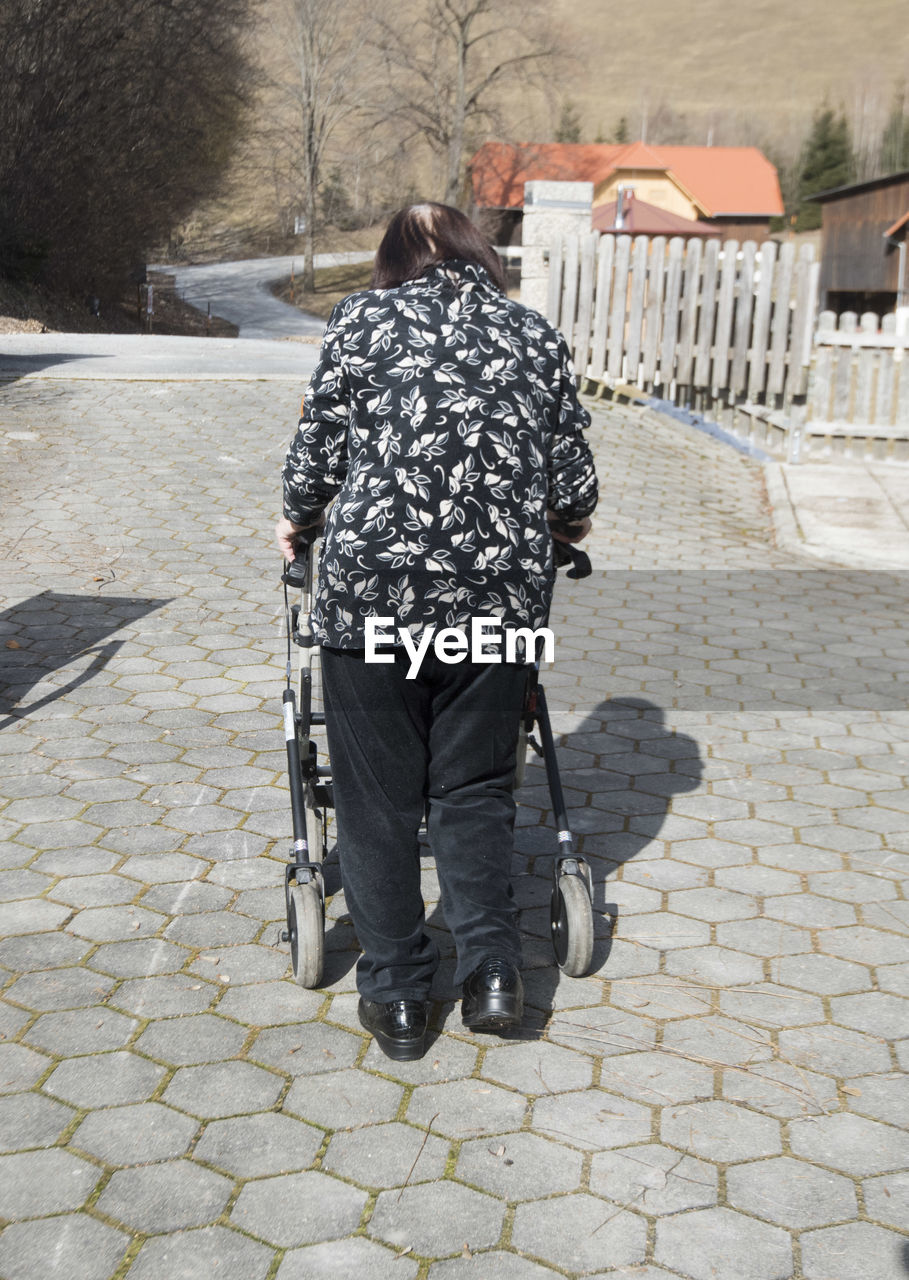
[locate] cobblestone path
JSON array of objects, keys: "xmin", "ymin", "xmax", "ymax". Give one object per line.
[{"xmin": 0, "ymin": 375, "xmax": 907, "ymax": 1279}]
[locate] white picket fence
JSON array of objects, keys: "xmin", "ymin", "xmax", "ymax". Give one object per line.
[{"xmin": 549, "ymin": 232, "xmax": 909, "ymax": 462}]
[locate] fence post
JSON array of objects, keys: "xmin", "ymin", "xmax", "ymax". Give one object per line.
[{"xmin": 520, "ymin": 181, "xmax": 593, "ymax": 317}]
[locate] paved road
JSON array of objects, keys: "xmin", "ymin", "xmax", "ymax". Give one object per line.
[
  {"xmin": 161, "ymin": 252, "xmax": 374, "ymax": 340},
  {"xmin": 0, "ymin": 334, "xmax": 320, "ymax": 384},
  {"xmin": 0, "ymin": 368, "xmax": 908, "ymax": 1279}
]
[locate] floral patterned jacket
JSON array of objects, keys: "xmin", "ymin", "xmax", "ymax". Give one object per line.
[{"xmin": 282, "ymin": 259, "xmax": 598, "ymax": 648}]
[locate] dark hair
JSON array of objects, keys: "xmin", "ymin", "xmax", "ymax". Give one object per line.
[{"xmin": 372, "ymin": 202, "xmax": 507, "ymax": 293}]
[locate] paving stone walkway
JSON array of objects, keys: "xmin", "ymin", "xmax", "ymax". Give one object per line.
[{"xmin": 0, "ymin": 372, "xmax": 907, "ymax": 1279}]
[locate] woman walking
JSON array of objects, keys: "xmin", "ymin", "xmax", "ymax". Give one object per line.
[{"xmin": 276, "ymin": 203, "xmax": 597, "ymax": 1060}]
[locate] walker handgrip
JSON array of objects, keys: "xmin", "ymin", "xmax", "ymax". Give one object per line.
[{"xmin": 281, "ymin": 558, "xmax": 309, "ymax": 588}]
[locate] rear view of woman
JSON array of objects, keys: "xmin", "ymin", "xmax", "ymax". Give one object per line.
[{"xmin": 276, "ymin": 203, "xmax": 597, "ymax": 1061}]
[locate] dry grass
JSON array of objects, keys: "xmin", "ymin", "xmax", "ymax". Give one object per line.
[{"xmin": 270, "ymin": 260, "xmax": 375, "ymax": 321}]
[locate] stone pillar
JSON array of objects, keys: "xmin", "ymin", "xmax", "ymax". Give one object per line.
[{"xmin": 520, "ymin": 181, "xmax": 593, "ymax": 316}]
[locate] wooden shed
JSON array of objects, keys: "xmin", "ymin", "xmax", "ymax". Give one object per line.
[{"xmin": 811, "ymin": 170, "xmax": 909, "ymax": 315}]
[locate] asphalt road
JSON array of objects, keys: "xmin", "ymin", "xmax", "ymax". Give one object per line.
[{"xmin": 160, "ymin": 252, "xmax": 374, "ymax": 340}]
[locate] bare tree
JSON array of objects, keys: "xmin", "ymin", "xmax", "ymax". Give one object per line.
[
  {"xmin": 267, "ymin": 0, "xmax": 379, "ymax": 288},
  {"xmin": 374, "ymin": 0, "xmax": 559, "ymax": 207}
]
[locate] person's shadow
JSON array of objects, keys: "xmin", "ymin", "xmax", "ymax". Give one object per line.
[{"xmin": 0, "ymin": 591, "xmax": 170, "ymax": 730}]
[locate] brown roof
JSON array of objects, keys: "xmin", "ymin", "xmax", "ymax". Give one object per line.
[
  {"xmin": 471, "ymin": 141, "xmax": 784, "ymax": 218},
  {"xmin": 592, "ymin": 194, "xmax": 720, "ymax": 237}
]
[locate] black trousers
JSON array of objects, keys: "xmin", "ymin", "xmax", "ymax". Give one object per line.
[{"xmin": 320, "ymin": 645, "xmax": 528, "ymax": 1002}]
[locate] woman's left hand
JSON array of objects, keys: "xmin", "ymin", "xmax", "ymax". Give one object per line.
[{"xmin": 275, "ymin": 516, "xmax": 306, "ymax": 561}]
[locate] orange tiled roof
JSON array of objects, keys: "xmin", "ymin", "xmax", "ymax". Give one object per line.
[{"xmin": 471, "ymin": 141, "xmax": 784, "ymax": 217}]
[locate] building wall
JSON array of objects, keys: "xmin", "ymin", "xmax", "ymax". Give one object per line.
[
  {"xmin": 819, "ymin": 178, "xmax": 909, "ymax": 298},
  {"xmin": 595, "ymin": 172, "xmax": 697, "ymax": 221},
  {"xmin": 709, "ymin": 217, "xmax": 773, "ymax": 243}
]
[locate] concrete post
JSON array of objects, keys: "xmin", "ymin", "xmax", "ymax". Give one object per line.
[{"xmin": 520, "ymin": 181, "xmax": 593, "ymax": 315}]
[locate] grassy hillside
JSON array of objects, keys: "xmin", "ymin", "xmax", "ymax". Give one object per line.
[{"xmin": 550, "ymin": 0, "xmax": 909, "ymax": 141}]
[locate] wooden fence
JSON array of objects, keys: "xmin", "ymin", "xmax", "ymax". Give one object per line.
[
  {"xmin": 795, "ymin": 311, "xmax": 909, "ymax": 462},
  {"xmin": 547, "ymin": 231, "xmax": 909, "ymax": 461}
]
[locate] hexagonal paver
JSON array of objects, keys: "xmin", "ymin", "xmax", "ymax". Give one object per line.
[
  {"xmin": 719, "ymin": 983, "xmax": 825, "ymax": 1028},
  {"xmin": 111, "ymin": 974, "xmax": 218, "ymax": 1017},
  {"xmin": 779, "ymin": 1025, "xmax": 892, "ymax": 1077},
  {"xmin": 512, "ymin": 1193, "xmax": 646, "ymax": 1273},
  {"xmin": 597, "ymin": 1050, "xmax": 714, "ymax": 1105},
  {"xmin": 250, "ymin": 1022, "xmax": 361, "ymax": 1076},
  {"xmin": 722, "ymin": 1061, "xmax": 839, "ymax": 1119},
  {"xmin": 655, "ymin": 1206, "xmax": 792, "ymax": 1280},
  {"xmin": 194, "ymin": 1112, "xmax": 322, "ymax": 1177},
  {"xmin": 863, "ymin": 1170, "xmax": 909, "ymax": 1230},
  {"xmin": 533, "ymin": 1090, "xmax": 651, "ymax": 1152},
  {"xmin": 665, "ymin": 945, "xmax": 764, "ymax": 986},
  {"xmin": 323, "ymin": 1121, "xmax": 449, "ymax": 1188},
  {"xmin": 126, "ymin": 1225, "xmax": 274, "ymax": 1280},
  {"xmin": 769, "ymin": 952, "xmax": 872, "ymax": 995},
  {"xmin": 0, "ymin": 1093, "xmax": 74, "ymax": 1152},
  {"xmin": 545, "ymin": 1005, "xmax": 656, "ymax": 1055},
  {"xmin": 44, "ymin": 1051, "xmax": 165, "ymax": 1108},
  {"xmin": 726, "ymin": 1156, "xmax": 856, "ymax": 1227},
  {"xmin": 456, "ymin": 1131, "xmax": 582, "ymax": 1200},
  {"xmin": 0, "ymin": 1215, "xmax": 129, "ymax": 1280},
  {"xmin": 845, "ymin": 1073, "xmax": 909, "ymax": 1127},
  {"xmin": 284, "ymin": 1067, "xmax": 403, "ymax": 1129},
  {"xmin": 88, "ymin": 938, "xmax": 188, "ymax": 977},
  {"xmin": 215, "ymin": 980, "xmax": 322, "ymax": 1026},
  {"xmin": 278, "ymin": 1238, "xmax": 419, "ymax": 1280},
  {"xmin": 136, "ymin": 1013, "xmax": 248, "ymax": 1065},
  {"xmin": 660, "ymin": 1100, "xmax": 781, "ymax": 1162},
  {"xmin": 96, "ymin": 1159, "xmax": 233, "ymax": 1232},
  {"xmin": 715, "ymin": 918, "xmax": 811, "ymax": 956},
  {"xmin": 7, "ymin": 967, "xmax": 115, "ymax": 1012},
  {"xmin": 164, "ymin": 1060, "xmax": 283, "ymax": 1119},
  {"xmin": 71, "ymin": 1101, "xmax": 199, "ymax": 1165},
  {"xmin": 590, "ymin": 1143, "xmax": 716, "ymax": 1215},
  {"xmin": 479, "ymin": 1040, "xmax": 593, "ymax": 1094},
  {"xmin": 407, "ymin": 1079, "xmax": 526, "ymax": 1139},
  {"xmin": 232, "ymin": 1169, "xmax": 366, "ymax": 1247},
  {"xmin": 662, "ymin": 1015, "xmax": 773, "ymax": 1067},
  {"xmin": 830, "ymin": 991, "xmax": 908, "ymax": 1039},
  {"xmin": 801, "ymin": 1222, "xmax": 909, "ymax": 1280},
  {"xmin": 24, "ymin": 1007, "xmax": 137, "ymax": 1057},
  {"xmin": 0, "ymin": 1147, "xmax": 102, "ymax": 1218},
  {"xmin": 369, "ymin": 1180, "xmax": 504, "ymax": 1256},
  {"xmin": 607, "ymin": 976, "xmax": 710, "ymax": 1019},
  {"xmin": 789, "ymin": 1112, "xmax": 909, "ymax": 1175}
]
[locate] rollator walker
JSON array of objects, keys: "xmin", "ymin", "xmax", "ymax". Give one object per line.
[{"xmin": 279, "ymin": 530, "xmax": 598, "ymax": 989}]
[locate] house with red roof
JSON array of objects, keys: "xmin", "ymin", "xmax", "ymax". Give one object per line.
[{"xmin": 471, "ymin": 140, "xmax": 784, "ymax": 243}]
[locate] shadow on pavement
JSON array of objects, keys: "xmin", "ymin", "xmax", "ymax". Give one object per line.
[
  {"xmin": 0, "ymin": 590, "xmax": 170, "ymax": 729},
  {"xmin": 0, "ymin": 351, "xmax": 111, "ymax": 386},
  {"xmin": 513, "ymin": 694, "xmax": 703, "ymax": 1031}
]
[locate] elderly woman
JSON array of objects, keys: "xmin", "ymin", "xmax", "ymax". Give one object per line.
[{"xmin": 276, "ymin": 203, "xmax": 597, "ymax": 1061}]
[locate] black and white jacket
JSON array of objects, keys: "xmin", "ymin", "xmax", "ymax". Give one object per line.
[{"xmin": 282, "ymin": 259, "xmax": 598, "ymax": 648}]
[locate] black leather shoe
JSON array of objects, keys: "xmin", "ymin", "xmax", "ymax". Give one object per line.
[
  {"xmin": 461, "ymin": 957, "xmax": 523, "ymax": 1032},
  {"xmin": 358, "ymin": 998, "xmax": 428, "ymax": 1061}
]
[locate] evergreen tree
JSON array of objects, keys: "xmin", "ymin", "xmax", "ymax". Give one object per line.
[
  {"xmin": 555, "ymin": 100, "xmax": 582, "ymax": 143},
  {"xmin": 614, "ymin": 115, "xmax": 629, "ymax": 144},
  {"xmin": 795, "ymin": 108, "xmax": 854, "ymax": 232}
]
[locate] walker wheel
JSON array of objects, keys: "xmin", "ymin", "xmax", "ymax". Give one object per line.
[
  {"xmin": 288, "ymin": 881, "xmax": 324, "ymax": 988},
  {"xmin": 550, "ymin": 873, "xmax": 594, "ymax": 977}
]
